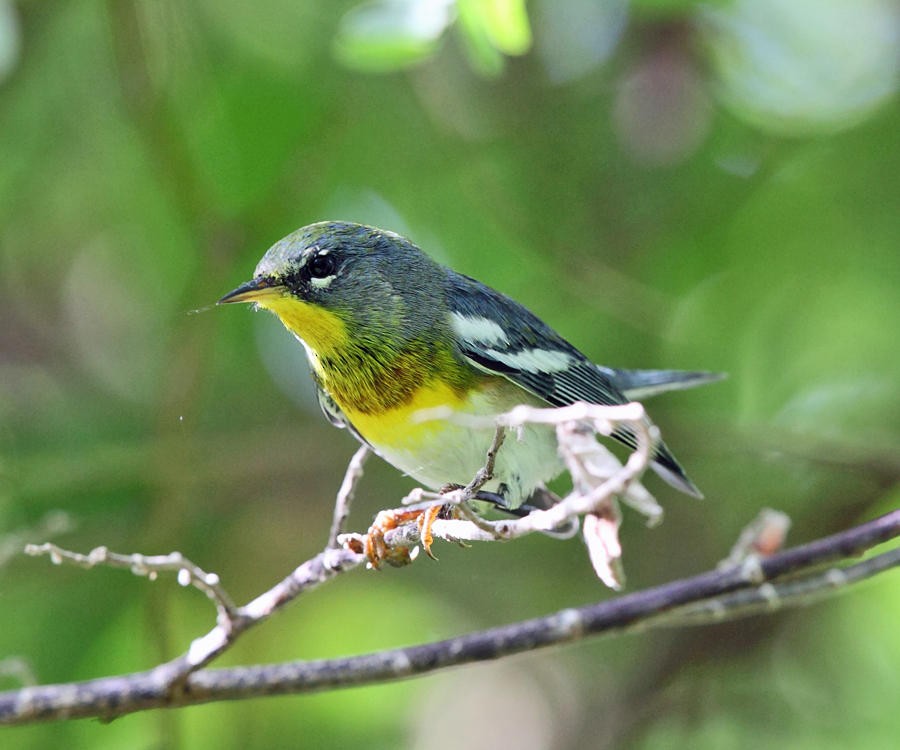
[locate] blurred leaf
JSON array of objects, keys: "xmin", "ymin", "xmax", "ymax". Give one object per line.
[
  {"xmin": 467, "ymin": 0, "xmax": 532, "ymax": 55},
  {"xmin": 533, "ymin": 0, "xmax": 628, "ymax": 83},
  {"xmin": 333, "ymin": 0, "xmax": 454, "ymax": 72},
  {"xmin": 195, "ymin": 0, "xmax": 323, "ymax": 72},
  {"xmin": 701, "ymin": 0, "xmax": 900, "ymax": 135},
  {"xmin": 631, "ymin": 0, "xmax": 731, "ymax": 12},
  {"xmin": 172, "ymin": 62, "xmax": 321, "ymax": 216},
  {"xmin": 612, "ymin": 39, "xmax": 713, "ymax": 165},
  {"xmin": 456, "ymin": 0, "xmax": 531, "ymax": 76},
  {"xmin": 0, "ymin": 0, "xmax": 19, "ymax": 82}
]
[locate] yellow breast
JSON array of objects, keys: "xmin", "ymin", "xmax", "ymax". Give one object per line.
[
  {"xmin": 339, "ymin": 378, "xmax": 562, "ymax": 501},
  {"xmin": 342, "ymin": 379, "xmax": 470, "ymax": 450},
  {"xmin": 260, "ymin": 293, "xmax": 480, "ymax": 446}
]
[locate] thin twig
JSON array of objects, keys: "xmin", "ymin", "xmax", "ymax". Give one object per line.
[
  {"xmin": 23, "ymin": 543, "xmax": 364, "ymax": 688},
  {"xmin": 0, "ymin": 512, "xmax": 74, "ymax": 570},
  {"xmin": 659, "ymin": 544, "xmax": 900, "ymax": 626},
  {"xmin": 464, "ymin": 425, "xmax": 506, "ymax": 494},
  {"xmin": 327, "ymin": 446, "xmax": 370, "ymax": 548},
  {"xmin": 24, "ymin": 545, "xmax": 238, "ymax": 624},
  {"xmin": 440, "ymin": 425, "xmax": 510, "ymax": 537},
  {"xmin": 718, "ymin": 507, "xmax": 791, "ymax": 568},
  {"xmin": 151, "ymin": 546, "xmax": 365, "ymax": 687}
]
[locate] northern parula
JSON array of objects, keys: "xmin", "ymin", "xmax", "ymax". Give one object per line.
[{"xmin": 219, "ymin": 221, "xmax": 720, "ymax": 510}]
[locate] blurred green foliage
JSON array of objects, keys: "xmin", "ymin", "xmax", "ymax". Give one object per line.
[{"xmin": 1, "ymin": 0, "xmax": 898, "ymax": 748}]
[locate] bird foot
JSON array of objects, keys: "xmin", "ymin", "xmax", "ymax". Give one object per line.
[
  {"xmin": 356, "ymin": 502, "xmax": 460, "ymax": 568},
  {"xmin": 359, "ymin": 508, "xmax": 420, "ymax": 568}
]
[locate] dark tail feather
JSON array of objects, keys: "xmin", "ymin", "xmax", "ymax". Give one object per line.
[
  {"xmin": 611, "ymin": 425, "xmax": 704, "ymax": 499},
  {"xmin": 609, "ymin": 368, "xmax": 722, "ymax": 497},
  {"xmin": 650, "ymin": 441, "xmax": 704, "ymax": 499},
  {"xmin": 612, "ymin": 368, "xmax": 726, "ymax": 400}
]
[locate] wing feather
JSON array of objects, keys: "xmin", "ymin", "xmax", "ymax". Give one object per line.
[
  {"xmin": 446, "ymin": 272, "xmax": 629, "ymax": 409},
  {"xmin": 444, "ymin": 271, "xmax": 701, "ymax": 497}
]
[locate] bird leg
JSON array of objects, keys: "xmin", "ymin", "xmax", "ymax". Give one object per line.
[{"xmin": 359, "ymin": 428, "xmax": 508, "ymax": 566}]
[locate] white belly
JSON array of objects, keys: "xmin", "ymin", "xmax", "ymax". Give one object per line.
[{"xmin": 372, "ymin": 395, "xmax": 564, "ymax": 506}]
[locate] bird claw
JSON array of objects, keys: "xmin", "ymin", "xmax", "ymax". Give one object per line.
[
  {"xmin": 417, "ymin": 504, "xmax": 444, "ymax": 560},
  {"xmin": 360, "ymin": 509, "xmax": 420, "ymax": 568},
  {"xmin": 356, "ymin": 502, "xmax": 459, "ymax": 567}
]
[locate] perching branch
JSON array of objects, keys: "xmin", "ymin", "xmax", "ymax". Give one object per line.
[
  {"xmin": 2, "ymin": 402, "xmax": 898, "ymax": 726},
  {"xmin": 2, "ymin": 510, "xmax": 897, "ymax": 725}
]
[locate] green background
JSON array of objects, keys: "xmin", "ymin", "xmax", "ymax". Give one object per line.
[{"xmin": 1, "ymin": 0, "xmax": 898, "ymax": 747}]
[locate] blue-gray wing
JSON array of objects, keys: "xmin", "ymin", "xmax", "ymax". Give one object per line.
[
  {"xmin": 445, "ymin": 272, "xmax": 629, "ymax": 409},
  {"xmin": 443, "ymin": 271, "xmax": 702, "ymax": 497}
]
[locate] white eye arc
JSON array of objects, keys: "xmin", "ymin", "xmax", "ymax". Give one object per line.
[{"xmin": 305, "ymin": 250, "xmax": 339, "ymax": 290}]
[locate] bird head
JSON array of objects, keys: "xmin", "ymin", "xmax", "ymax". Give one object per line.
[{"xmin": 219, "ymin": 221, "xmax": 445, "ymax": 357}]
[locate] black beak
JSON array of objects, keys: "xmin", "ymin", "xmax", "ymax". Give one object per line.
[{"xmin": 218, "ymin": 276, "xmax": 286, "ymax": 305}]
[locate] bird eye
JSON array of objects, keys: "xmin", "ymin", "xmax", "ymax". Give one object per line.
[{"xmin": 308, "ymin": 253, "xmax": 336, "ymax": 279}]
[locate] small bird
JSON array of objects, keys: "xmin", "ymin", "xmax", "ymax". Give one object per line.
[{"xmin": 220, "ymin": 221, "xmax": 720, "ymax": 514}]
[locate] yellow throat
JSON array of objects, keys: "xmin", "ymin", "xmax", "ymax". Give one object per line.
[
  {"xmin": 260, "ymin": 295, "xmax": 476, "ymax": 434},
  {"xmin": 258, "ymin": 295, "xmax": 350, "ymax": 358}
]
